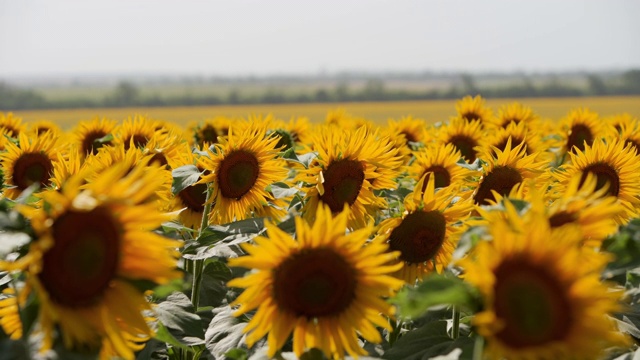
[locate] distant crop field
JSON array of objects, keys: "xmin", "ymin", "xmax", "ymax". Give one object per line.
[{"xmin": 11, "ymin": 96, "xmax": 640, "ymax": 129}]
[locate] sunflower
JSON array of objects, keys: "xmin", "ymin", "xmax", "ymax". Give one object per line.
[
  {"xmin": 297, "ymin": 125, "xmax": 402, "ymax": 229},
  {"xmin": 0, "ymin": 132, "xmax": 62, "ymax": 199},
  {"xmin": 612, "ymin": 114, "xmax": 640, "ymax": 155},
  {"xmin": 228, "ymin": 204, "xmax": 404, "ymax": 359},
  {"xmin": 141, "ymin": 130, "xmax": 190, "ymax": 169},
  {"xmin": 0, "ymin": 112, "xmax": 26, "ymax": 138},
  {"xmin": 166, "ymin": 148, "xmax": 209, "ymax": 229},
  {"xmin": 27, "ymin": 119, "xmax": 62, "ymax": 137},
  {"xmin": 437, "ymin": 117, "xmax": 484, "ymax": 163},
  {"xmin": 0, "ymin": 287, "xmax": 25, "ymax": 340},
  {"xmin": 477, "ymin": 121, "xmax": 552, "ymax": 163},
  {"xmin": 550, "ymin": 138, "xmax": 640, "ymax": 224},
  {"xmin": 114, "ymin": 115, "xmax": 162, "ymax": 150},
  {"xmin": 197, "ymin": 123, "xmax": 288, "ymax": 224},
  {"xmin": 71, "ymin": 117, "xmax": 118, "ymax": 157},
  {"xmin": 606, "ymin": 112, "xmax": 637, "ymax": 133},
  {"xmin": 530, "ymin": 174, "xmax": 624, "ymax": 248},
  {"xmin": 486, "ymin": 102, "xmax": 538, "ymax": 129},
  {"xmin": 559, "ymin": 108, "xmax": 603, "ymax": 155},
  {"xmin": 455, "ymin": 95, "xmax": 493, "ymax": 125},
  {"xmin": 459, "ymin": 208, "xmax": 627, "ymax": 359},
  {"xmin": 0, "ymin": 163, "xmax": 181, "ymax": 359},
  {"xmin": 471, "ymin": 138, "xmax": 545, "ymax": 206},
  {"xmin": 377, "ymin": 176, "xmax": 473, "ymax": 283},
  {"xmin": 407, "ymin": 143, "xmax": 478, "ymax": 193},
  {"xmin": 190, "ymin": 116, "xmax": 232, "ymax": 148}
]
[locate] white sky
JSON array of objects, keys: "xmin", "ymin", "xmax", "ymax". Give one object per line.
[{"xmin": 1, "ymin": 0, "xmax": 639, "ymax": 77}]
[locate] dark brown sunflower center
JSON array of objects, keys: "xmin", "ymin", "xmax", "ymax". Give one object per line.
[
  {"xmin": 462, "ymin": 111, "xmax": 481, "ymax": 121},
  {"xmin": 579, "ymin": 162, "xmax": 620, "ymax": 197},
  {"xmin": 474, "ymin": 166, "xmax": 523, "ymax": 205},
  {"xmin": 501, "ymin": 118, "xmax": 521, "ymax": 128},
  {"xmin": 81, "ymin": 130, "xmax": 110, "ymax": 155},
  {"xmin": 124, "ymin": 134, "xmax": 148, "ymax": 150},
  {"xmin": 198, "ymin": 126, "xmax": 219, "ymax": 146},
  {"xmin": 150, "ymin": 152, "xmax": 169, "ymax": 168},
  {"xmin": 388, "ymin": 210, "xmax": 447, "ymax": 264},
  {"xmin": 448, "ymin": 135, "xmax": 478, "ymax": 163},
  {"xmin": 566, "ymin": 124, "xmax": 593, "ymax": 153},
  {"xmin": 493, "ymin": 259, "xmax": 571, "ymax": 348},
  {"xmin": 421, "ymin": 166, "xmax": 451, "ymax": 191},
  {"xmin": 12, "ymin": 152, "xmax": 54, "ymax": 190},
  {"xmin": 39, "ymin": 206, "xmax": 121, "ymax": 307},
  {"xmin": 319, "ymin": 159, "xmax": 365, "ymax": 213},
  {"xmin": 273, "ymin": 248, "xmax": 356, "ymax": 318},
  {"xmin": 401, "ymin": 131, "xmax": 418, "ymax": 144},
  {"xmin": 179, "ymin": 182, "xmax": 207, "ymax": 212},
  {"xmin": 218, "ymin": 150, "xmax": 260, "ymax": 200},
  {"xmin": 548, "ymin": 211, "xmax": 577, "ymax": 228},
  {"xmin": 494, "ymin": 136, "xmax": 526, "ymax": 155}
]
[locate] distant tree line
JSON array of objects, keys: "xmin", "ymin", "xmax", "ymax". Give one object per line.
[{"xmin": 2, "ymin": 70, "xmax": 640, "ymax": 111}]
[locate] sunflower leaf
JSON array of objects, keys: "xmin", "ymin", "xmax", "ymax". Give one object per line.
[
  {"xmin": 382, "ymin": 321, "xmax": 474, "ymax": 360},
  {"xmin": 154, "ymin": 292, "xmax": 205, "ymax": 347},
  {"xmin": 171, "ymin": 165, "xmax": 203, "ymax": 195},
  {"xmin": 269, "ymin": 182, "xmax": 300, "ymax": 199},
  {"xmin": 391, "ymin": 274, "xmax": 481, "ymax": 319},
  {"xmin": 198, "ymin": 259, "xmax": 233, "ymax": 308},
  {"xmin": 203, "ymin": 305, "xmax": 254, "ymax": 359}
]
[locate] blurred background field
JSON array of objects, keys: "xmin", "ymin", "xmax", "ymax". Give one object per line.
[{"xmin": 12, "ymin": 96, "xmax": 640, "ymax": 129}]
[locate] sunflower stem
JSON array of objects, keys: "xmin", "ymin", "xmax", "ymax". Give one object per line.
[
  {"xmin": 472, "ymin": 335, "xmax": 484, "ymax": 360},
  {"xmin": 198, "ymin": 183, "xmax": 213, "ymax": 236},
  {"xmin": 388, "ymin": 318, "xmax": 403, "ymax": 347},
  {"xmin": 191, "ymin": 184, "xmax": 214, "ymax": 309},
  {"xmin": 451, "ymin": 305, "xmax": 460, "ymax": 339}
]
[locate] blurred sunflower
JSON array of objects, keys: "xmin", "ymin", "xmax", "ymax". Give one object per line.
[
  {"xmin": 198, "ymin": 123, "xmax": 288, "ymax": 224},
  {"xmin": 455, "ymin": 95, "xmax": 493, "ymax": 125},
  {"xmin": 477, "ymin": 121, "xmax": 551, "ymax": 163},
  {"xmin": 377, "ymin": 176, "xmax": 473, "ymax": 283},
  {"xmin": 471, "ymin": 138, "xmax": 544, "ymax": 206},
  {"xmin": 532, "ymin": 174, "xmax": 624, "ymax": 248},
  {"xmin": 0, "ymin": 163, "xmax": 181, "ymax": 359},
  {"xmin": 27, "ymin": 119, "xmax": 62, "ymax": 137},
  {"xmin": 228, "ymin": 204, "xmax": 404, "ymax": 359},
  {"xmin": 72, "ymin": 117, "xmax": 118, "ymax": 157},
  {"xmin": 437, "ymin": 117, "xmax": 483, "ymax": 163},
  {"xmin": 486, "ymin": 102, "xmax": 538, "ymax": 129},
  {"xmin": 0, "ymin": 112, "xmax": 26, "ymax": 138},
  {"xmin": 297, "ymin": 125, "xmax": 401, "ymax": 229},
  {"xmin": 0, "ymin": 132, "xmax": 62, "ymax": 199},
  {"xmin": 559, "ymin": 108, "xmax": 602, "ymax": 155},
  {"xmin": 166, "ymin": 148, "xmax": 208, "ymax": 229},
  {"xmin": 407, "ymin": 143, "xmax": 477, "ymax": 192},
  {"xmin": 115, "ymin": 115, "xmax": 162, "ymax": 150},
  {"xmin": 190, "ymin": 117, "xmax": 232, "ymax": 148},
  {"xmin": 550, "ymin": 138, "xmax": 640, "ymax": 223},
  {"xmin": 460, "ymin": 209, "xmax": 627, "ymax": 359},
  {"xmin": 612, "ymin": 114, "xmax": 640, "ymax": 154},
  {"xmin": 605, "ymin": 112, "xmax": 636, "ymax": 133}
]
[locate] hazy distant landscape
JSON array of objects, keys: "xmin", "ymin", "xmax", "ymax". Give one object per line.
[{"xmin": 2, "ymin": 69, "xmax": 639, "ymax": 111}]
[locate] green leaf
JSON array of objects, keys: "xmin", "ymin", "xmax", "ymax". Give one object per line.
[
  {"xmin": 0, "ymin": 338, "xmax": 30, "ymax": 360},
  {"xmin": 171, "ymin": 165, "xmax": 203, "ymax": 195},
  {"xmin": 203, "ymin": 306, "xmax": 251, "ymax": 359},
  {"xmin": 182, "ymin": 218, "xmax": 266, "ymax": 260},
  {"xmin": 198, "ymin": 260, "xmax": 233, "ymax": 308},
  {"xmin": 136, "ymin": 339, "xmax": 169, "ymax": 360},
  {"xmin": 382, "ymin": 321, "xmax": 474, "ymax": 360},
  {"xmin": 225, "ymin": 348, "xmax": 249, "ymax": 360},
  {"xmin": 602, "ymin": 219, "xmax": 640, "ymax": 282},
  {"xmin": 269, "ymin": 182, "xmax": 300, "ymax": 199},
  {"xmin": 391, "ymin": 274, "xmax": 481, "ymax": 319},
  {"xmin": 154, "ymin": 292, "xmax": 205, "ymax": 347}
]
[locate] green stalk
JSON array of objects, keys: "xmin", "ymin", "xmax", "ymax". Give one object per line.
[
  {"xmin": 451, "ymin": 305, "xmax": 460, "ymax": 339},
  {"xmin": 191, "ymin": 183, "xmax": 213, "ymax": 309},
  {"xmin": 472, "ymin": 335, "xmax": 484, "ymax": 360}
]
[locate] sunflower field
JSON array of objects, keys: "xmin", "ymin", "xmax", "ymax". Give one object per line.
[{"xmin": 2, "ymin": 96, "xmax": 640, "ymax": 360}]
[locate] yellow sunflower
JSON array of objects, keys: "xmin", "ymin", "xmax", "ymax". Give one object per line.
[
  {"xmin": 471, "ymin": 138, "xmax": 545, "ymax": 206},
  {"xmin": 297, "ymin": 125, "xmax": 402, "ymax": 229},
  {"xmin": 486, "ymin": 102, "xmax": 538, "ymax": 129},
  {"xmin": 550, "ymin": 138, "xmax": 640, "ymax": 224},
  {"xmin": 228, "ymin": 204, "xmax": 404, "ymax": 359},
  {"xmin": 559, "ymin": 108, "xmax": 603, "ymax": 155},
  {"xmin": 0, "ymin": 163, "xmax": 181, "ymax": 359},
  {"xmin": 605, "ymin": 112, "xmax": 636, "ymax": 133},
  {"xmin": 612, "ymin": 114, "xmax": 640, "ymax": 155},
  {"xmin": 376, "ymin": 176, "xmax": 473, "ymax": 283},
  {"xmin": 197, "ymin": 123, "xmax": 288, "ymax": 224},
  {"xmin": 166, "ymin": 147, "xmax": 208, "ymax": 229},
  {"xmin": 0, "ymin": 112, "xmax": 26, "ymax": 138},
  {"xmin": 0, "ymin": 132, "xmax": 62, "ymax": 199},
  {"xmin": 114, "ymin": 115, "xmax": 163, "ymax": 150},
  {"xmin": 477, "ymin": 121, "xmax": 552, "ymax": 163},
  {"xmin": 407, "ymin": 142, "xmax": 478, "ymax": 192},
  {"xmin": 71, "ymin": 117, "xmax": 118, "ymax": 157},
  {"xmin": 459, "ymin": 208, "xmax": 627, "ymax": 360},
  {"xmin": 437, "ymin": 117, "xmax": 484, "ymax": 163},
  {"xmin": 455, "ymin": 95, "xmax": 493, "ymax": 125},
  {"xmin": 190, "ymin": 116, "xmax": 232, "ymax": 148},
  {"xmin": 27, "ymin": 119, "xmax": 62, "ymax": 137},
  {"xmin": 531, "ymin": 174, "xmax": 624, "ymax": 248}
]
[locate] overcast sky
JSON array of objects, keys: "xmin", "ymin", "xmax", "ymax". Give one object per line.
[{"xmin": 1, "ymin": 0, "xmax": 639, "ymax": 78}]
